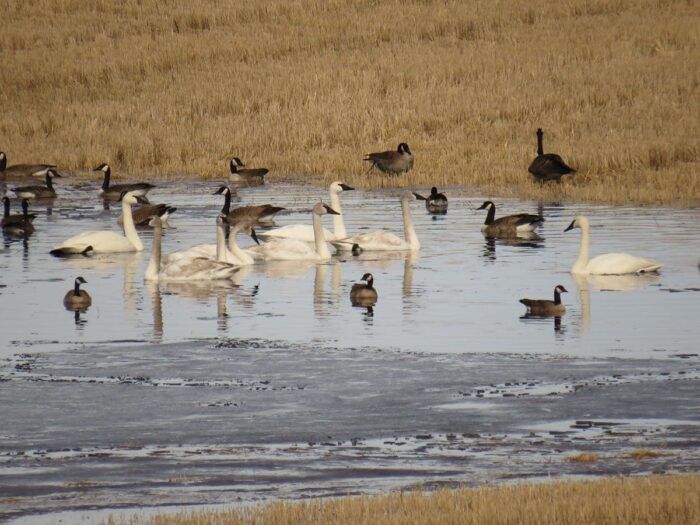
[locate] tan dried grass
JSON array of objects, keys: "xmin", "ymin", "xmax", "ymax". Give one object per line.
[
  {"xmin": 2, "ymin": 0, "xmax": 699, "ymax": 205},
  {"xmin": 102, "ymin": 473, "xmax": 700, "ymax": 525}
]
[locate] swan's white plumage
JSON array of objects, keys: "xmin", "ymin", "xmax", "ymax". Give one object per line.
[
  {"xmin": 163, "ymin": 218, "xmax": 256, "ymax": 266},
  {"xmin": 567, "ymin": 215, "xmax": 662, "ymax": 275}
]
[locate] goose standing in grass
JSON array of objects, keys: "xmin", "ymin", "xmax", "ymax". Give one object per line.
[
  {"xmin": 2, "ymin": 198, "xmax": 36, "ymax": 235},
  {"xmin": 477, "ymin": 201, "xmax": 544, "ymax": 238},
  {"xmin": 350, "ymin": 272, "xmax": 378, "ymax": 306},
  {"xmin": 118, "ymin": 203, "xmax": 177, "ymax": 227},
  {"xmin": 0, "ymin": 151, "xmax": 56, "ymax": 178},
  {"xmin": 50, "ymin": 190, "xmax": 148, "ymax": 256},
  {"xmin": 565, "ymin": 215, "xmax": 662, "ymax": 274},
  {"xmin": 95, "ymin": 163, "xmax": 155, "ymax": 201},
  {"xmin": 247, "ymin": 202, "xmax": 339, "ymax": 261},
  {"xmin": 520, "ymin": 285, "xmax": 567, "ymax": 316},
  {"xmin": 364, "ymin": 143, "xmax": 414, "ymax": 175},
  {"xmin": 145, "ymin": 215, "xmax": 240, "ymax": 282},
  {"xmin": 228, "ymin": 157, "xmax": 268, "ymax": 185},
  {"xmin": 332, "ymin": 192, "xmax": 424, "ymax": 252},
  {"xmin": 12, "ymin": 169, "xmax": 61, "ymax": 199},
  {"xmin": 424, "ymin": 187, "xmax": 448, "ymax": 214},
  {"xmin": 214, "ymin": 186, "xmax": 285, "ymax": 226},
  {"xmin": 63, "ymin": 277, "xmax": 92, "ymax": 310},
  {"xmin": 528, "ymin": 128, "xmax": 576, "ymax": 182},
  {"xmin": 257, "ymin": 181, "xmax": 354, "ymax": 242}
]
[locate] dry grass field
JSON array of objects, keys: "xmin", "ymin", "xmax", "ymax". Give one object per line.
[
  {"xmin": 2, "ymin": 0, "xmax": 699, "ymax": 204},
  {"xmin": 102, "ymin": 474, "xmax": 700, "ymax": 525}
]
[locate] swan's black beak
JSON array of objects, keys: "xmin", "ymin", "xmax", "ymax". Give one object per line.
[
  {"xmin": 250, "ymin": 228, "xmax": 260, "ymax": 245},
  {"xmin": 412, "ymin": 192, "xmax": 427, "ymax": 200},
  {"xmin": 340, "ymin": 184, "xmax": 355, "ymax": 191},
  {"xmin": 323, "ymin": 204, "xmax": 340, "ymax": 215},
  {"xmin": 564, "ymin": 220, "xmax": 576, "ymax": 232}
]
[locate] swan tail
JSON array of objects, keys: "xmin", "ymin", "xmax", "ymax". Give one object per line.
[{"xmin": 50, "ymin": 245, "xmax": 94, "ymax": 257}]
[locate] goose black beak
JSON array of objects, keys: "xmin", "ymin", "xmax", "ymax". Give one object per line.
[
  {"xmin": 323, "ymin": 204, "xmax": 340, "ymax": 215},
  {"xmin": 413, "ymin": 192, "xmax": 427, "ymax": 200},
  {"xmin": 136, "ymin": 195, "xmax": 149, "ymax": 205},
  {"xmin": 477, "ymin": 202, "xmax": 488, "ymax": 210},
  {"xmin": 250, "ymin": 228, "xmax": 260, "ymax": 245},
  {"xmin": 340, "ymin": 184, "xmax": 355, "ymax": 191},
  {"xmin": 213, "ymin": 186, "xmax": 227, "ymax": 195},
  {"xmin": 50, "ymin": 171, "xmax": 63, "ymax": 178},
  {"xmin": 564, "ymin": 220, "xmax": 576, "ymax": 232}
]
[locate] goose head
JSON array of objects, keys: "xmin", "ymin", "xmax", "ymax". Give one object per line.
[
  {"xmin": 477, "ymin": 201, "xmax": 494, "ymax": 211},
  {"xmin": 430, "ymin": 187, "xmax": 438, "ymax": 197},
  {"xmin": 564, "ymin": 215, "xmax": 589, "ymax": 232},
  {"xmin": 147, "ymin": 215, "xmax": 163, "ymax": 228},
  {"xmin": 398, "ymin": 143, "xmax": 412, "ymax": 155},
  {"xmin": 75, "ymin": 276, "xmax": 88, "ymax": 286},
  {"xmin": 94, "ymin": 163, "xmax": 110, "ymax": 174},
  {"xmin": 229, "ymin": 157, "xmax": 244, "ymax": 173},
  {"xmin": 352, "ymin": 243, "xmax": 363, "ymax": 256},
  {"xmin": 46, "ymin": 168, "xmax": 62, "ymax": 178},
  {"xmin": 554, "ymin": 285, "xmax": 568, "ymax": 294},
  {"xmin": 330, "ymin": 181, "xmax": 354, "ymax": 194},
  {"xmin": 360, "ymin": 272, "xmax": 374, "ymax": 285},
  {"xmin": 313, "ymin": 202, "xmax": 340, "ymax": 216},
  {"xmin": 118, "ymin": 190, "xmax": 148, "ymax": 205},
  {"xmin": 213, "ymin": 185, "xmax": 231, "ymax": 196}
]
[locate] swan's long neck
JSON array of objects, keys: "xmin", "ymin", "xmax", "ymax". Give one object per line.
[
  {"xmin": 536, "ymin": 131, "xmax": 544, "ymax": 156},
  {"xmin": 121, "ymin": 199, "xmax": 143, "ymax": 251},
  {"xmin": 401, "ymin": 198, "xmax": 420, "ymax": 249},
  {"xmin": 102, "ymin": 169, "xmax": 110, "ymax": 190},
  {"xmin": 228, "ymin": 226, "xmax": 254, "ymax": 265},
  {"xmin": 572, "ymin": 221, "xmax": 590, "ymax": 273},
  {"xmin": 215, "ymin": 220, "xmax": 228, "ymax": 261},
  {"xmin": 145, "ymin": 221, "xmax": 162, "ymax": 281},
  {"xmin": 484, "ymin": 204, "xmax": 496, "ymax": 225},
  {"xmin": 329, "ymin": 191, "xmax": 347, "ymax": 239},
  {"xmin": 313, "ymin": 212, "xmax": 331, "ymax": 259}
]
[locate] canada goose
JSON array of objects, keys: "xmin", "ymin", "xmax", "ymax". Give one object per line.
[
  {"xmin": 214, "ymin": 186, "xmax": 284, "ymax": 225},
  {"xmin": 352, "ymin": 243, "xmax": 363, "ymax": 256},
  {"xmin": 11, "ymin": 169, "xmax": 61, "ymax": 199},
  {"xmin": 50, "ymin": 190, "xmax": 148, "ymax": 256},
  {"xmin": 95, "ymin": 163, "xmax": 155, "ymax": 200},
  {"xmin": 145, "ymin": 215, "xmax": 240, "ymax": 282},
  {"xmin": 364, "ymin": 143, "xmax": 414, "ymax": 175},
  {"xmin": 63, "ymin": 276, "xmax": 92, "ymax": 309},
  {"xmin": 350, "ymin": 272, "xmax": 378, "ymax": 306},
  {"xmin": 118, "ymin": 203, "xmax": 177, "ymax": 227},
  {"xmin": 565, "ymin": 215, "xmax": 662, "ymax": 274},
  {"xmin": 424, "ymin": 187, "xmax": 448, "ymax": 214},
  {"xmin": 246, "ymin": 202, "xmax": 339, "ymax": 261},
  {"xmin": 0, "ymin": 151, "xmax": 56, "ymax": 178},
  {"xmin": 520, "ymin": 285, "xmax": 567, "ymax": 316},
  {"xmin": 1, "ymin": 198, "xmax": 36, "ymax": 235},
  {"xmin": 257, "ymin": 181, "xmax": 354, "ymax": 242},
  {"xmin": 228, "ymin": 157, "xmax": 269, "ymax": 184},
  {"xmin": 528, "ymin": 128, "xmax": 576, "ymax": 182},
  {"xmin": 332, "ymin": 191, "xmax": 424, "ymax": 252},
  {"xmin": 477, "ymin": 201, "xmax": 544, "ymax": 238}
]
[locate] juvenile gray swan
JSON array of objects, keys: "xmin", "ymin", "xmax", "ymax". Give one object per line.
[
  {"xmin": 63, "ymin": 277, "xmax": 92, "ymax": 310},
  {"xmin": 528, "ymin": 128, "xmax": 576, "ymax": 183},
  {"xmin": 520, "ymin": 285, "xmax": 567, "ymax": 316},
  {"xmin": 350, "ymin": 273, "xmax": 378, "ymax": 306},
  {"xmin": 477, "ymin": 201, "xmax": 544, "ymax": 238},
  {"xmin": 364, "ymin": 143, "xmax": 414, "ymax": 175}
]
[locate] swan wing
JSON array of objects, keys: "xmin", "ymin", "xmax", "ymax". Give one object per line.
[{"xmin": 587, "ymin": 253, "xmax": 663, "ymax": 275}]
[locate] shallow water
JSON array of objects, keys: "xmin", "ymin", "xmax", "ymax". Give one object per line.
[{"xmin": 1, "ymin": 179, "xmax": 699, "ymax": 522}]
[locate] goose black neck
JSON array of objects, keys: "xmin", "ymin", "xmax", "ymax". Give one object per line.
[
  {"xmin": 102, "ymin": 169, "xmax": 111, "ymax": 190},
  {"xmin": 484, "ymin": 204, "xmax": 496, "ymax": 225},
  {"xmin": 536, "ymin": 129, "xmax": 544, "ymax": 156},
  {"xmin": 74, "ymin": 280, "xmax": 81, "ymax": 296},
  {"xmin": 366, "ymin": 276, "xmax": 374, "ymax": 289},
  {"xmin": 221, "ymin": 190, "xmax": 231, "ymax": 214},
  {"xmin": 22, "ymin": 200, "xmax": 29, "ymax": 218},
  {"xmin": 2, "ymin": 199, "xmax": 9, "ymax": 218},
  {"xmin": 46, "ymin": 173, "xmax": 54, "ymax": 190},
  {"xmin": 229, "ymin": 160, "xmax": 238, "ymax": 174},
  {"xmin": 0, "ymin": 155, "xmax": 6, "ymax": 172},
  {"xmin": 554, "ymin": 289, "xmax": 561, "ymax": 305}
]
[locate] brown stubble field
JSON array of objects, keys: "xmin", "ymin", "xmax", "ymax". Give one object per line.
[{"xmin": 2, "ymin": 0, "xmax": 699, "ymax": 204}]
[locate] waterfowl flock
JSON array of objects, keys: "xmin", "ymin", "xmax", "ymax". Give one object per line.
[{"xmin": 1, "ymin": 129, "xmax": 666, "ymax": 325}]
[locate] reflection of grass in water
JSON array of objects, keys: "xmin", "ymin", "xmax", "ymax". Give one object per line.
[
  {"xmin": 103, "ymin": 474, "xmax": 700, "ymax": 524},
  {"xmin": 626, "ymin": 448, "xmax": 666, "ymax": 460},
  {"xmin": 568, "ymin": 452, "xmax": 599, "ymax": 463},
  {"xmin": 4, "ymin": 1, "xmax": 699, "ymax": 205}
]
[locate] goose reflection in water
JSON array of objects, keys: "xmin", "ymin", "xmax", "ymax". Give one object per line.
[{"xmin": 482, "ymin": 233, "xmax": 544, "ymax": 261}]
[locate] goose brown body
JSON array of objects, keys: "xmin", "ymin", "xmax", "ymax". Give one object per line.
[
  {"xmin": 12, "ymin": 169, "xmax": 61, "ymax": 199},
  {"xmin": 350, "ymin": 273, "xmax": 378, "ymax": 306},
  {"xmin": 0, "ymin": 152, "xmax": 55, "ymax": 178},
  {"xmin": 229, "ymin": 157, "xmax": 269, "ymax": 183},
  {"xmin": 520, "ymin": 285, "xmax": 567, "ymax": 316},
  {"xmin": 95, "ymin": 163, "xmax": 155, "ymax": 200},
  {"xmin": 63, "ymin": 277, "xmax": 92, "ymax": 309},
  {"xmin": 215, "ymin": 186, "xmax": 284, "ymax": 226},
  {"xmin": 364, "ymin": 143, "xmax": 414, "ymax": 175},
  {"xmin": 477, "ymin": 201, "xmax": 543, "ymax": 238},
  {"xmin": 528, "ymin": 128, "xmax": 576, "ymax": 182}
]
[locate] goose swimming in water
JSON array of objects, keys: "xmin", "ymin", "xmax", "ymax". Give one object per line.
[
  {"xmin": 528, "ymin": 128, "xmax": 576, "ymax": 183},
  {"xmin": 350, "ymin": 272, "xmax": 378, "ymax": 306},
  {"xmin": 424, "ymin": 187, "xmax": 447, "ymax": 214},
  {"xmin": 63, "ymin": 277, "xmax": 92, "ymax": 310},
  {"xmin": 214, "ymin": 186, "xmax": 285, "ymax": 226},
  {"xmin": 247, "ymin": 202, "xmax": 339, "ymax": 261},
  {"xmin": 364, "ymin": 143, "xmax": 414, "ymax": 175},
  {"xmin": 50, "ymin": 190, "xmax": 148, "ymax": 256},
  {"xmin": 145, "ymin": 215, "xmax": 240, "ymax": 282},
  {"xmin": 0, "ymin": 151, "xmax": 56, "ymax": 178},
  {"xmin": 12, "ymin": 169, "xmax": 62, "ymax": 199},
  {"xmin": 2, "ymin": 198, "xmax": 35, "ymax": 235},
  {"xmin": 332, "ymin": 192, "xmax": 424, "ymax": 252},
  {"xmin": 477, "ymin": 201, "xmax": 544, "ymax": 238},
  {"xmin": 565, "ymin": 215, "xmax": 662, "ymax": 275},
  {"xmin": 520, "ymin": 285, "xmax": 567, "ymax": 316},
  {"xmin": 95, "ymin": 163, "xmax": 155, "ymax": 201},
  {"xmin": 257, "ymin": 181, "xmax": 354, "ymax": 242},
  {"xmin": 118, "ymin": 203, "xmax": 177, "ymax": 228},
  {"xmin": 228, "ymin": 157, "xmax": 269, "ymax": 184}
]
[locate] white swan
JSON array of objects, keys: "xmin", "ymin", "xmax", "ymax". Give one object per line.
[
  {"xmin": 145, "ymin": 215, "xmax": 240, "ymax": 282},
  {"xmin": 565, "ymin": 215, "xmax": 663, "ymax": 275},
  {"xmin": 331, "ymin": 191, "xmax": 424, "ymax": 252},
  {"xmin": 50, "ymin": 191, "xmax": 147, "ymax": 256},
  {"xmin": 164, "ymin": 216, "xmax": 258, "ymax": 266},
  {"xmin": 247, "ymin": 202, "xmax": 339, "ymax": 261},
  {"xmin": 257, "ymin": 181, "xmax": 354, "ymax": 242}
]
